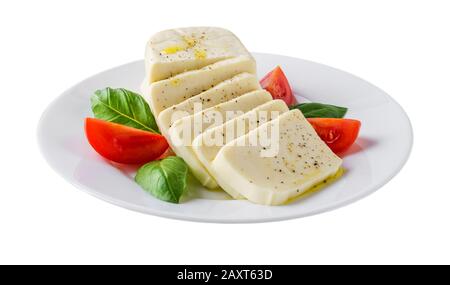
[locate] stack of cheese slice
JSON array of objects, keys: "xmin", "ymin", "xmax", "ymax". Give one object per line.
[{"xmin": 142, "ymin": 27, "xmax": 342, "ymax": 205}]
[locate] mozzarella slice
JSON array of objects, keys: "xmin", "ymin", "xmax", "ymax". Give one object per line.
[
  {"xmin": 191, "ymin": 100, "xmax": 289, "ymax": 198},
  {"xmin": 167, "ymin": 90, "xmax": 273, "ymax": 189},
  {"xmin": 157, "ymin": 72, "xmax": 260, "ymax": 136},
  {"xmin": 143, "ymin": 56, "xmax": 256, "ymax": 117},
  {"xmin": 211, "ymin": 109, "xmax": 343, "ymax": 205},
  {"xmin": 145, "ymin": 27, "xmax": 253, "ymax": 82}
]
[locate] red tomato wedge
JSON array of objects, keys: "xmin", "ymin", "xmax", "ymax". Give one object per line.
[
  {"xmin": 307, "ymin": 118, "xmax": 361, "ymax": 153},
  {"xmin": 157, "ymin": 147, "xmax": 176, "ymax": 160},
  {"xmin": 85, "ymin": 118, "xmax": 168, "ymax": 164},
  {"xmin": 260, "ymin": 66, "xmax": 294, "ymax": 105}
]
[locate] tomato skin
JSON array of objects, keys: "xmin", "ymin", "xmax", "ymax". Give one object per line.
[
  {"xmin": 85, "ymin": 118, "xmax": 168, "ymax": 164},
  {"xmin": 157, "ymin": 147, "xmax": 176, "ymax": 160},
  {"xmin": 307, "ymin": 118, "xmax": 361, "ymax": 153},
  {"xmin": 260, "ymin": 66, "xmax": 294, "ymax": 105}
]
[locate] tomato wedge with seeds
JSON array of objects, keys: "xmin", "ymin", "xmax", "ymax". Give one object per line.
[
  {"xmin": 307, "ymin": 118, "xmax": 361, "ymax": 153},
  {"xmin": 85, "ymin": 118, "xmax": 169, "ymax": 164},
  {"xmin": 260, "ymin": 66, "xmax": 294, "ymax": 105}
]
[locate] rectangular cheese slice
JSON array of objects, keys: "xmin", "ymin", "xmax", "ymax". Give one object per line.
[
  {"xmin": 192, "ymin": 100, "xmax": 289, "ymax": 198},
  {"xmin": 157, "ymin": 72, "xmax": 260, "ymax": 135},
  {"xmin": 211, "ymin": 109, "xmax": 343, "ymax": 205},
  {"xmin": 167, "ymin": 90, "xmax": 273, "ymax": 189},
  {"xmin": 145, "ymin": 27, "xmax": 253, "ymax": 82},
  {"xmin": 143, "ymin": 56, "xmax": 256, "ymax": 117}
]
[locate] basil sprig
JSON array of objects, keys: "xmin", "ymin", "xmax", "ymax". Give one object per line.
[
  {"xmin": 91, "ymin": 87, "xmax": 159, "ymax": 133},
  {"xmin": 135, "ymin": 156, "xmax": 188, "ymax": 203},
  {"xmin": 290, "ymin": 102, "xmax": 347, "ymax": 118}
]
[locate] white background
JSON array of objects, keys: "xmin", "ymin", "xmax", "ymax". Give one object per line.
[{"xmin": 1, "ymin": 0, "xmax": 449, "ymax": 265}]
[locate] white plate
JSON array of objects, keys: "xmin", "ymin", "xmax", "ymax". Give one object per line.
[{"xmin": 37, "ymin": 53, "xmax": 413, "ymax": 223}]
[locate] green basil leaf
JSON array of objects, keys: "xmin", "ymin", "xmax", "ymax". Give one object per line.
[
  {"xmin": 290, "ymin": 102, "xmax": 348, "ymax": 118},
  {"xmin": 135, "ymin": 156, "xmax": 188, "ymax": 203},
  {"xmin": 91, "ymin": 87, "xmax": 159, "ymax": 133}
]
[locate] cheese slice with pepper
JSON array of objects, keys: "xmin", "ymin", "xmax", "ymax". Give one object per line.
[
  {"xmin": 167, "ymin": 90, "xmax": 272, "ymax": 189},
  {"xmin": 157, "ymin": 72, "xmax": 260, "ymax": 136},
  {"xmin": 145, "ymin": 27, "xmax": 253, "ymax": 82},
  {"xmin": 211, "ymin": 109, "xmax": 343, "ymax": 205},
  {"xmin": 143, "ymin": 56, "xmax": 256, "ymax": 117},
  {"xmin": 191, "ymin": 99, "xmax": 289, "ymax": 198}
]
